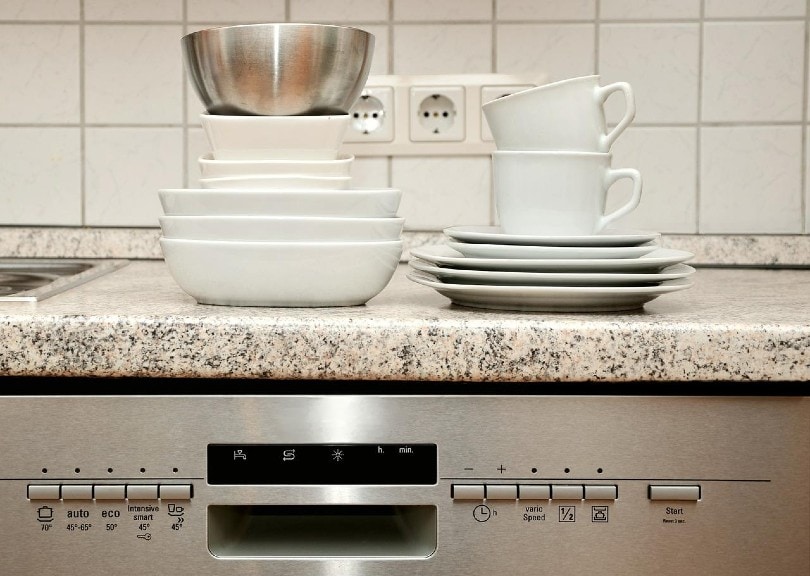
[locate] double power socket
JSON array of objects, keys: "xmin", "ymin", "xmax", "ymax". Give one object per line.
[{"xmin": 342, "ymin": 74, "xmax": 544, "ymax": 157}]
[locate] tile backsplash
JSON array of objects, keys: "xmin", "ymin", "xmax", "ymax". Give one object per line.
[{"xmin": 1, "ymin": 0, "xmax": 808, "ymax": 235}]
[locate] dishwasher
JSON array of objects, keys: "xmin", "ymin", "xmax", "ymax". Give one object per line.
[{"xmin": 0, "ymin": 379, "xmax": 807, "ymax": 575}]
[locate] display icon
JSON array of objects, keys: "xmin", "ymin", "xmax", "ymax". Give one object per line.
[
  {"xmin": 233, "ymin": 449, "xmax": 247, "ymax": 461},
  {"xmin": 473, "ymin": 504, "xmax": 492, "ymax": 522},
  {"xmin": 332, "ymin": 449, "xmax": 345, "ymax": 462},
  {"xmin": 167, "ymin": 504, "xmax": 185, "ymax": 517},
  {"xmin": 37, "ymin": 506, "xmax": 54, "ymax": 522},
  {"xmin": 282, "ymin": 449, "xmax": 296, "ymax": 461}
]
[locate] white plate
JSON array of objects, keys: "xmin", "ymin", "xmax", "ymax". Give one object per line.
[
  {"xmin": 407, "ymin": 271, "xmax": 692, "ymax": 312},
  {"xmin": 447, "ymin": 241, "xmax": 658, "ymax": 260},
  {"xmin": 444, "ymin": 225, "xmax": 660, "ymax": 247},
  {"xmin": 410, "ymin": 245, "xmax": 694, "ymax": 273},
  {"xmin": 410, "ymin": 259, "xmax": 695, "ymax": 287}
]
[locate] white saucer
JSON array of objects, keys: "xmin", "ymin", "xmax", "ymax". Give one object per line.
[
  {"xmin": 409, "ymin": 245, "xmax": 694, "ymax": 273},
  {"xmin": 407, "ymin": 271, "xmax": 692, "ymax": 312},
  {"xmin": 445, "ymin": 225, "xmax": 661, "ymax": 247},
  {"xmin": 447, "ymin": 241, "xmax": 658, "ymax": 260},
  {"xmin": 410, "ymin": 259, "xmax": 695, "ymax": 287}
]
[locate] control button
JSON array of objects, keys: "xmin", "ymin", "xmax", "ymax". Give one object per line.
[
  {"xmin": 159, "ymin": 484, "xmax": 192, "ymax": 500},
  {"xmin": 452, "ymin": 484, "xmax": 485, "ymax": 500},
  {"xmin": 649, "ymin": 485, "xmax": 701, "ymax": 501},
  {"xmin": 551, "ymin": 485, "xmax": 583, "ymax": 500},
  {"xmin": 519, "ymin": 484, "xmax": 550, "ymax": 500},
  {"xmin": 27, "ymin": 485, "xmax": 60, "ymax": 500},
  {"xmin": 61, "ymin": 485, "xmax": 93, "ymax": 500},
  {"xmin": 486, "ymin": 484, "xmax": 517, "ymax": 500},
  {"xmin": 94, "ymin": 485, "xmax": 126, "ymax": 500},
  {"xmin": 127, "ymin": 484, "xmax": 159, "ymax": 500},
  {"xmin": 584, "ymin": 485, "xmax": 618, "ymax": 500}
]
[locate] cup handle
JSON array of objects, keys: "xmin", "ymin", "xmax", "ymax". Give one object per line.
[
  {"xmin": 598, "ymin": 168, "xmax": 642, "ymax": 232},
  {"xmin": 596, "ymin": 82, "xmax": 636, "ymax": 151}
]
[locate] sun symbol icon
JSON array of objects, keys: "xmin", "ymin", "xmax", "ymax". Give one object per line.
[{"xmin": 331, "ymin": 449, "xmax": 345, "ymax": 462}]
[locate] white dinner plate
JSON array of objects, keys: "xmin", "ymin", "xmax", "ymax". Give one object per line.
[
  {"xmin": 407, "ymin": 271, "xmax": 692, "ymax": 312},
  {"xmin": 447, "ymin": 241, "xmax": 657, "ymax": 260},
  {"xmin": 410, "ymin": 259, "xmax": 695, "ymax": 287},
  {"xmin": 409, "ymin": 245, "xmax": 694, "ymax": 273},
  {"xmin": 445, "ymin": 225, "xmax": 661, "ymax": 247}
]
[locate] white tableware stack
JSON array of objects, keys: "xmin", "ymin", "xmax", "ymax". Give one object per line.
[
  {"xmin": 159, "ymin": 24, "xmax": 404, "ymax": 307},
  {"xmin": 408, "ymin": 75, "xmax": 694, "ymax": 312}
]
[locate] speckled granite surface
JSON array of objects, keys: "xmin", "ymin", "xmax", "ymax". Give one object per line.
[
  {"xmin": 0, "ymin": 261, "xmax": 807, "ymax": 381},
  {"xmin": 2, "ymin": 227, "xmax": 810, "ymax": 266}
]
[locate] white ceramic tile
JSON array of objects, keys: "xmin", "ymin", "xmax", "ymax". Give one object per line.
[
  {"xmin": 702, "ymin": 22, "xmax": 804, "ymax": 123},
  {"xmin": 705, "ymin": 0, "xmax": 806, "ymax": 18},
  {"xmin": 349, "ymin": 157, "xmax": 390, "ymax": 188},
  {"xmin": 85, "ymin": 128, "xmax": 183, "ymax": 227},
  {"xmin": 290, "ymin": 0, "xmax": 388, "ymax": 22},
  {"xmin": 700, "ymin": 126, "xmax": 802, "ymax": 233},
  {"xmin": 0, "ymin": 0, "xmax": 78, "ymax": 20},
  {"xmin": 186, "ymin": 127, "xmax": 209, "ymax": 188},
  {"xmin": 0, "ymin": 25, "xmax": 79, "ymax": 123},
  {"xmin": 497, "ymin": 24, "xmax": 594, "ymax": 82},
  {"xmin": 0, "ymin": 128, "xmax": 80, "ymax": 225},
  {"xmin": 600, "ymin": 0, "xmax": 701, "ymax": 19},
  {"xmin": 85, "ymin": 25, "xmax": 183, "ymax": 124},
  {"xmin": 84, "ymin": 0, "xmax": 182, "ymax": 21},
  {"xmin": 394, "ymin": 25, "xmax": 492, "ymax": 74},
  {"xmin": 395, "ymin": 0, "xmax": 491, "ymax": 21},
  {"xmin": 600, "ymin": 24, "xmax": 699, "ymax": 124},
  {"xmin": 496, "ymin": 0, "xmax": 595, "ymax": 20},
  {"xmin": 187, "ymin": 0, "xmax": 285, "ymax": 22},
  {"xmin": 392, "ymin": 156, "xmax": 491, "ymax": 230},
  {"xmin": 605, "ymin": 127, "xmax": 698, "ymax": 233}
]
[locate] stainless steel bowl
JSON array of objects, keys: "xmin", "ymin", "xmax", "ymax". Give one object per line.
[{"xmin": 182, "ymin": 23, "xmax": 375, "ymax": 116}]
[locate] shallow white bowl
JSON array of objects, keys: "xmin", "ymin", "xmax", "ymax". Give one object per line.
[
  {"xmin": 199, "ymin": 174, "xmax": 351, "ymax": 190},
  {"xmin": 159, "ymin": 188, "xmax": 402, "ymax": 218},
  {"xmin": 159, "ymin": 215, "xmax": 405, "ymax": 242},
  {"xmin": 160, "ymin": 238, "xmax": 403, "ymax": 307},
  {"xmin": 201, "ymin": 113, "xmax": 350, "ymax": 160},
  {"xmin": 198, "ymin": 152, "xmax": 354, "ymax": 178}
]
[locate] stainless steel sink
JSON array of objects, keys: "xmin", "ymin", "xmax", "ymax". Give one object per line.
[{"xmin": 0, "ymin": 259, "xmax": 127, "ymax": 302}]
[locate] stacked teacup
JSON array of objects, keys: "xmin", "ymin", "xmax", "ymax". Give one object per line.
[
  {"xmin": 158, "ymin": 23, "xmax": 404, "ymax": 307},
  {"xmin": 483, "ymin": 75, "xmax": 641, "ymax": 236},
  {"xmin": 406, "ymin": 75, "xmax": 694, "ymax": 312}
]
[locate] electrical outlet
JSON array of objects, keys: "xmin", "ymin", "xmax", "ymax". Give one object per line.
[
  {"xmin": 341, "ymin": 74, "xmax": 544, "ymax": 156},
  {"xmin": 344, "ymin": 86, "xmax": 395, "ymax": 143},
  {"xmin": 480, "ymin": 84, "xmax": 534, "ymax": 142},
  {"xmin": 409, "ymin": 86, "xmax": 465, "ymax": 142}
]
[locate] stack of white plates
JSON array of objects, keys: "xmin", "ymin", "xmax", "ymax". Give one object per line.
[
  {"xmin": 158, "ymin": 115, "xmax": 404, "ymax": 307},
  {"xmin": 408, "ymin": 225, "xmax": 694, "ymax": 312}
]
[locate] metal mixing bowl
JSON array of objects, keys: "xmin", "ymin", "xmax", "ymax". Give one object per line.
[{"xmin": 182, "ymin": 23, "xmax": 375, "ymax": 116}]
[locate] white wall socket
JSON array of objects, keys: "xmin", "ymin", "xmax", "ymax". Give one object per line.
[{"xmin": 343, "ymin": 74, "xmax": 544, "ymax": 156}]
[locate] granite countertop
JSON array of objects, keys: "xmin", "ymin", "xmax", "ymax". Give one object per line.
[{"xmin": 0, "ymin": 261, "xmax": 808, "ymax": 382}]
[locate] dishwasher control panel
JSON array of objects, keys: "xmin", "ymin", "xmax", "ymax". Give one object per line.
[{"xmin": 1, "ymin": 394, "xmax": 807, "ymax": 576}]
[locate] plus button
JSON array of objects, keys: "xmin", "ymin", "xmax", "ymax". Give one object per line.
[{"xmin": 497, "ymin": 464, "xmax": 506, "ymax": 474}]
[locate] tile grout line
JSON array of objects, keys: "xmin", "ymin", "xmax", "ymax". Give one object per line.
[
  {"xmin": 595, "ymin": 0, "xmax": 601, "ymax": 75},
  {"xmin": 79, "ymin": 0, "xmax": 86, "ymax": 226},
  {"xmin": 388, "ymin": 0, "xmax": 394, "ymax": 189},
  {"xmin": 803, "ymin": 0, "xmax": 809, "ymax": 233},
  {"xmin": 695, "ymin": 0, "xmax": 705, "ymax": 234},
  {"xmin": 182, "ymin": 0, "xmax": 189, "ymax": 190},
  {"xmin": 490, "ymin": 0, "xmax": 497, "ymax": 224}
]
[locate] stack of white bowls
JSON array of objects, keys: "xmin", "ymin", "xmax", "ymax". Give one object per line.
[
  {"xmin": 159, "ymin": 24, "xmax": 404, "ymax": 307},
  {"xmin": 407, "ymin": 75, "xmax": 693, "ymax": 312}
]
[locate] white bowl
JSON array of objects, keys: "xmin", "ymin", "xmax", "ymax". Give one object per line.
[
  {"xmin": 158, "ymin": 188, "xmax": 402, "ymax": 218},
  {"xmin": 199, "ymin": 175, "xmax": 351, "ymax": 190},
  {"xmin": 160, "ymin": 238, "xmax": 403, "ymax": 307},
  {"xmin": 198, "ymin": 152, "xmax": 354, "ymax": 178},
  {"xmin": 201, "ymin": 113, "xmax": 350, "ymax": 160},
  {"xmin": 159, "ymin": 215, "xmax": 405, "ymax": 242}
]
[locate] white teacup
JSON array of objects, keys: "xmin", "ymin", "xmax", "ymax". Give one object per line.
[
  {"xmin": 493, "ymin": 151, "xmax": 642, "ymax": 236},
  {"xmin": 483, "ymin": 75, "xmax": 635, "ymax": 153}
]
